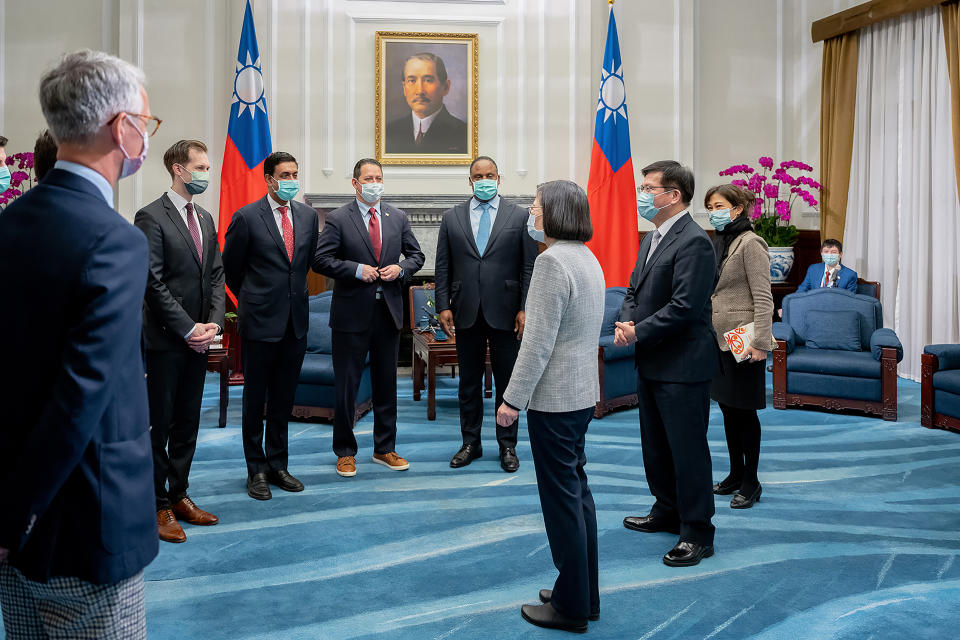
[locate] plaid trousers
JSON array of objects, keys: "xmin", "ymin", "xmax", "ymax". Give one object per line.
[{"xmin": 0, "ymin": 563, "xmax": 145, "ymax": 640}]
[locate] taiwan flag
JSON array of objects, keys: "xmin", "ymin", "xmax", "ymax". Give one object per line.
[
  {"xmin": 586, "ymin": 6, "xmax": 638, "ymax": 288},
  {"xmin": 218, "ymin": 0, "xmax": 271, "ymax": 266}
]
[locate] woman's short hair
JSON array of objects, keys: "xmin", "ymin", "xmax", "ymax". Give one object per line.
[
  {"xmin": 703, "ymin": 183, "xmax": 755, "ymax": 215},
  {"xmin": 539, "ymin": 180, "xmax": 593, "ymax": 242}
]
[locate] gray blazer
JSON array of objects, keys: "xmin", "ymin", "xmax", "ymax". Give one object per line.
[{"xmin": 503, "ymin": 241, "xmax": 605, "ymax": 412}]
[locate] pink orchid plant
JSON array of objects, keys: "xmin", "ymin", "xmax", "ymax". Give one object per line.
[
  {"xmin": 718, "ymin": 156, "xmax": 821, "ymax": 247},
  {"xmin": 1, "ymin": 152, "xmax": 37, "ymax": 207}
]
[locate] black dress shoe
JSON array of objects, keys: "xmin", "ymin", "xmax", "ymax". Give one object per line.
[
  {"xmin": 450, "ymin": 444, "xmax": 482, "ymax": 468},
  {"xmin": 663, "ymin": 541, "xmax": 714, "ymax": 567},
  {"xmin": 520, "ymin": 603, "xmax": 587, "ymax": 634},
  {"xmin": 622, "ymin": 514, "xmax": 681, "ymax": 535},
  {"xmin": 246, "ymin": 473, "xmax": 272, "ymax": 501},
  {"xmin": 500, "ymin": 447, "xmax": 519, "ymax": 473},
  {"xmin": 730, "ymin": 484, "xmax": 762, "ymax": 509},
  {"xmin": 267, "ymin": 469, "xmax": 304, "ymax": 492},
  {"xmin": 712, "ymin": 477, "xmax": 741, "ymax": 495},
  {"xmin": 539, "ymin": 590, "xmax": 599, "ymax": 621}
]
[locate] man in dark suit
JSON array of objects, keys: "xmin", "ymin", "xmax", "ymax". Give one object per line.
[
  {"xmin": 222, "ymin": 151, "xmax": 320, "ymax": 501},
  {"xmin": 313, "ymin": 158, "xmax": 424, "ymax": 477},
  {"xmin": 135, "ymin": 139, "xmax": 224, "ymax": 543},
  {"xmin": 385, "ymin": 52, "xmax": 468, "ymax": 155},
  {"xmin": 435, "ymin": 155, "xmax": 537, "ymax": 472},
  {"xmin": 614, "ymin": 160, "xmax": 721, "ymax": 568},
  {"xmin": 0, "ymin": 50, "xmax": 157, "ymax": 638}
]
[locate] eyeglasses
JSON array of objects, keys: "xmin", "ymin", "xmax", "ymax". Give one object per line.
[
  {"xmin": 109, "ymin": 112, "xmax": 163, "ymax": 137},
  {"xmin": 637, "ymin": 185, "xmax": 673, "ymax": 194},
  {"xmin": 528, "ymin": 204, "xmax": 542, "ymax": 215}
]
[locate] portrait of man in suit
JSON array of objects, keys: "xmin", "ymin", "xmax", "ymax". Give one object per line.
[{"xmin": 377, "ymin": 34, "xmax": 477, "ymax": 162}]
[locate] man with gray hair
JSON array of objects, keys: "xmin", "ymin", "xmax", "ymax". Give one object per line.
[{"xmin": 0, "ymin": 49, "xmax": 158, "ymax": 638}]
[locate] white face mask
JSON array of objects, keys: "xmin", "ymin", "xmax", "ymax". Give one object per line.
[{"xmin": 360, "ymin": 182, "xmax": 384, "ymax": 203}]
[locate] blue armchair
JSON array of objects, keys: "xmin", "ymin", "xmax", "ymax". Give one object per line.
[
  {"xmin": 921, "ymin": 345, "xmax": 960, "ymax": 433},
  {"xmin": 772, "ymin": 288, "xmax": 903, "ymax": 421},
  {"xmin": 291, "ymin": 291, "xmax": 372, "ymax": 421},
  {"xmin": 595, "ymin": 287, "xmax": 638, "ymax": 418}
]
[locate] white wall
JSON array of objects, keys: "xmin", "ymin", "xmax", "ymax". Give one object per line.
[{"xmin": 0, "ymin": 0, "xmax": 860, "ymax": 227}]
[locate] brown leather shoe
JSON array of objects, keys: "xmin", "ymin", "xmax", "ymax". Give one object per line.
[
  {"xmin": 372, "ymin": 452, "xmax": 410, "ymax": 471},
  {"xmin": 337, "ymin": 456, "xmax": 357, "ymax": 477},
  {"xmin": 172, "ymin": 496, "xmax": 219, "ymax": 526},
  {"xmin": 157, "ymin": 508, "xmax": 186, "ymax": 543}
]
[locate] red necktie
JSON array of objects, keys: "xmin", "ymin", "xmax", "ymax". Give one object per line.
[
  {"xmin": 185, "ymin": 202, "xmax": 202, "ymax": 261},
  {"xmin": 822, "ymin": 270, "xmax": 830, "ymax": 287},
  {"xmin": 368, "ymin": 208, "xmax": 381, "ymax": 263},
  {"xmin": 279, "ymin": 205, "xmax": 294, "ymax": 262},
  {"xmin": 415, "ymin": 123, "xmax": 424, "ymax": 145}
]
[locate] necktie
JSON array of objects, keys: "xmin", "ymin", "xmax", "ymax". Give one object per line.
[
  {"xmin": 368, "ymin": 208, "xmax": 381, "ymax": 262},
  {"xmin": 279, "ymin": 205, "xmax": 294, "ymax": 262},
  {"xmin": 645, "ymin": 230, "xmax": 662, "ymax": 265},
  {"xmin": 476, "ymin": 202, "xmax": 491, "ymax": 255},
  {"xmin": 415, "ymin": 123, "xmax": 424, "ymax": 145},
  {"xmin": 822, "ymin": 270, "xmax": 831, "ymax": 287},
  {"xmin": 185, "ymin": 202, "xmax": 202, "ymax": 261}
]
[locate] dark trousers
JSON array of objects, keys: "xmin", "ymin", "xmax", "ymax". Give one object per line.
[
  {"xmin": 146, "ymin": 348, "xmax": 207, "ymax": 510},
  {"xmin": 527, "ymin": 407, "xmax": 599, "ymax": 620},
  {"xmin": 636, "ymin": 376, "xmax": 715, "ymax": 546},
  {"xmin": 718, "ymin": 402, "xmax": 762, "ymax": 493},
  {"xmin": 332, "ymin": 298, "xmax": 399, "ymax": 457},
  {"xmin": 455, "ymin": 311, "xmax": 520, "ymax": 449},
  {"xmin": 241, "ymin": 319, "xmax": 307, "ymax": 476}
]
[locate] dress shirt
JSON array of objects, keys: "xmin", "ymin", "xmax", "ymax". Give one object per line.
[
  {"xmin": 411, "ymin": 107, "xmax": 442, "ymax": 139},
  {"xmin": 268, "ymin": 193, "xmax": 291, "ymax": 237},
  {"xmin": 822, "ymin": 264, "xmax": 840, "ymax": 287},
  {"xmin": 53, "ymin": 160, "xmax": 114, "ymax": 205},
  {"xmin": 165, "ymin": 189, "xmax": 202, "ymax": 252},
  {"xmin": 646, "ymin": 209, "xmax": 687, "ymax": 264},
  {"xmin": 470, "ymin": 195, "xmax": 501, "ymax": 240}
]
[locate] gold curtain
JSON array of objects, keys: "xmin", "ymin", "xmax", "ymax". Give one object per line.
[
  {"xmin": 942, "ymin": 1, "xmax": 960, "ymax": 204},
  {"xmin": 819, "ymin": 32, "xmax": 859, "ymax": 243}
]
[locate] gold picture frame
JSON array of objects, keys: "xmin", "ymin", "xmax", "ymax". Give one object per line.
[{"xmin": 375, "ymin": 31, "xmax": 479, "ymax": 165}]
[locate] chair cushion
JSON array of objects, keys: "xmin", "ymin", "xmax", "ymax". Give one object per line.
[
  {"xmin": 856, "ymin": 282, "xmax": 877, "ymax": 298},
  {"xmin": 934, "ymin": 389, "xmax": 960, "ymax": 419},
  {"xmin": 601, "ymin": 357, "xmax": 637, "ymax": 400},
  {"xmin": 786, "ymin": 347, "xmax": 881, "ymax": 378},
  {"xmin": 299, "ymin": 353, "xmax": 335, "ymax": 385},
  {"xmin": 772, "ymin": 322, "xmax": 796, "ymax": 353},
  {"xmin": 308, "ymin": 291, "xmax": 333, "ymax": 313},
  {"xmin": 787, "ymin": 372, "xmax": 881, "ymax": 402},
  {"xmin": 803, "ymin": 310, "xmax": 861, "ymax": 351},
  {"xmin": 598, "ymin": 334, "xmax": 634, "ymax": 361},
  {"xmin": 782, "ymin": 288, "xmax": 882, "ymax": 348},
  {"xmin": 601, "ymin": 287, "xmax": 628, "ymax": 337},
  {"xmin": 925, "ymin": 344, "xmax": 960, "ymax": 370},
  {"xmin": 870, "ymin": 328, "xmax": 903, "ymax": 362},
  {"xmin": 306, "ymin": 312, "xmax": 332, "ymax": 354},
  {"xmin": 933, "ymin": 370, "xmax": 960, "ymax": 396},
  {"xmin": 411, "ymin": 287, "xmax": 435, "ymax": 322}
]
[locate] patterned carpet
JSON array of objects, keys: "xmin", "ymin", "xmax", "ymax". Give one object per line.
[{"xmin": 3, "ymin": 371, "xmax": 959, "ymax": 639}]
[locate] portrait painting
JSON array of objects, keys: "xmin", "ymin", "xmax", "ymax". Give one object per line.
[{"xmin": 375, "ymin": 31, "xmax": 478, "ymax": 165}]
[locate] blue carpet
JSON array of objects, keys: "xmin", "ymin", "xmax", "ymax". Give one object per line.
[{"xmin": 3, "ymin": 372, "xmax": 959, "ymax": 639}]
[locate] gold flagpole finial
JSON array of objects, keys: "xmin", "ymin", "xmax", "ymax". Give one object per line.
[{"xmin": 608, "ymin": 0, "xmax": 615, "ymax": 5}]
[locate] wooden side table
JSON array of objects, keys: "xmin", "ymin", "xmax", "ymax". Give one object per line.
[
  {"xmin": 206, "ymin": 347, "xmax": 232, "ymax": 428},
  {"xmin": 411, "ymin": 330, "xmax": 492, "ymax": 420}
]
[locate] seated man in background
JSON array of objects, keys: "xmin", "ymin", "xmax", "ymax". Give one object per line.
[{"xmin": 796, "ymin": 238, "xmax": 858, "ymax": 292}]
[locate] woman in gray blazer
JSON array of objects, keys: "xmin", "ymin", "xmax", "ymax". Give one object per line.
[
  {"xmin": 496, "ymin": 180, "xmax": 605, "ymax": 634},
  {"xmin": 705, "ymin": 184, "xmax": 774, "ymax": 509}
]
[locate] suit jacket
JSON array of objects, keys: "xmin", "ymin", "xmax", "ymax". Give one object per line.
[
  {"xmin": 135, "ymin": 193, "xmax": 225, "ymax": 351},
  {"xmin": 434, "ymin": 197, "xmax": 538, "ymax": 331},
  {"xmin": 796, "ymin": 262, "xmax": 858, "ymax": 293},
  {"xmin": 619, "ymin": 213, "xmax": 722, "ymax": 383},
  {"xmin": 222, "ymin": 196, "xmax": 320, "ymax": 342},
  {"xmin": 385, "ymin": 105, "xmax": 468, "ymax": 154},
  {"xmin": 0, "ymin": 168, "xmax": 157, "ymax": 584},
  {"xmin": 711, "ymin": 230, "xmax": 775, "ymax": 352},
  {"xmin": 313, "ymin": 200, "xmax": 424, "ymax": 332}
]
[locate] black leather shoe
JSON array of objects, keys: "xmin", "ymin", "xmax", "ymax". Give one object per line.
[
  {"xmin": 730, "ymin": 484, "xmax": 762, "ymax": 509},
  {"xmin": 520, "ymin": 603, "xmax": 587, "ymax": 634},
  {"xmin": 663, "ymin": 541, "xmax": 714, "ymax": 567},
  {"xmin": 539, "ymin": 590, "xmax": 599, "ymax": 621},
  {"xmin": 622, "ymin": 514, "xmax": 681, "ymax": 535},
  {"xmin": 246, "ymin": 473, "xmax": 272, "ymax": 501},
  {"xmin": 500, "ymin": 447, "xmax": 519, "ymax": 473},
  {"xmin": 450, "ymin": 444, "xmax": 482, "ymax": 468},
  {"xmin": 713, "ymin": 477, "xmax": 741, "ymax": 495},
  {"xmin": 267, "ymin": 469, "xmax": 304, "ymax": 492}
]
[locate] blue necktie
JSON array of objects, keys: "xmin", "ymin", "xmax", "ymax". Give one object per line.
[{"xmin": 476, "ymin": 202, "xmax": 491, "ymax": 255}]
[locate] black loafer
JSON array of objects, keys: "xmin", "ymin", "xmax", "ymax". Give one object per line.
[
  {"xmin": 730, "ymin": 484, "xmax": 762, "ymax": 509},
  {"xmin": 712, "ymin": 477, "xmax": 741, "ymax": 495},
  {"xmin": 500, "ymin": 447, "xmax": 519, "ymax": 473},
  {"xmin": 267, "ymin": 469, "xmax": 304, "ymax": 492},
  {"xmin": 663, "ymin": 541, "xmax": 714, "ymax": 567},
  {"xmin": 539, "ymin": 590, "xmax": 599, "ymax": 621},
  {"xmin": 450, "ymin": 444, "xmax": 482, "ymax": 468},
  {"xmin": 622, "ymin": 514, "xmax": 681, "ymax": 535},
  {"xmin": 246, "ymin": 472, "xmax": 272, "ymax": 501},
  {"xmin": 520, "ymin": 603, "xmax": 587, "ymax": 634}
]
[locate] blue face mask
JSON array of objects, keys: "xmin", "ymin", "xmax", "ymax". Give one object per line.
[
  {"xmin": 0, "ymin": 164, "xmax": 10, "ymax": 192},
  {"xmin": 708, "ymin": 208, "xmax": 732, "ymax": 230},
  {"xmin": 527, "ymin": 212, "xmax": 545, "ymax": 243},
  {"xmin": 472, "ymin": 179, "xmax": 498, "ymax": 201},
  {"xmin": 822, "ymin": 252, "xmax": 840, "ymax": 267},
  {"xmin": 637, "ymin": 191, "xmax": 663, "ymax": 222},
  {"xmin": 273, "ymin": 178, "xmax": 299, "ymax": 201}
]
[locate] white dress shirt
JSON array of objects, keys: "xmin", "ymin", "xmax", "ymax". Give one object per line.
[
  {"xmin": 470, "ymin": 195, "xmax": 500, "ymax": 240},
  {"xmin": 165, "ymin": 189, "xmax": 201, "ymax": 252},
  {"xmin": 268, "ymin": 194, "xmax": 292, "ymax": 236},
  {"xmin": 822, "ymin": 264, "xmax": 840, "ymax": 287},
  {"xmin": 646, "ymin": 209, "xmax": 687, "ymax": 264},
  {"xmin": 411, "ymin": 108, "xmax": 442, "ymax": 139},
  {"xmin": 355, "ymin": 199, "xmax": 383, "ymax": 280}
]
